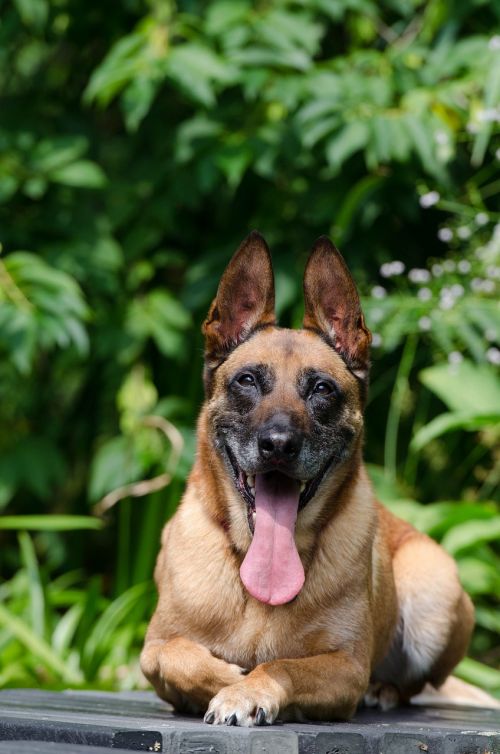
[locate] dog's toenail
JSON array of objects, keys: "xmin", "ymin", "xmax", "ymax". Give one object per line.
[
  {"xmin": 256, "ymin": 707, "xmax": 266, "ymax": 725},
  {"xmin": 204, "ymin": 712, "xmax": 215, "ymax": 724},
  {"xmin": 226, "ymin": 713, "xmax": 237, "ymax": 725}
]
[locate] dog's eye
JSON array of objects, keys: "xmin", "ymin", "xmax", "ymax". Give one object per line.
[
  {"xmin": 312, "ymin": 380, "xmax": 334, "ymax": 396},
  {"xmin": 237, "ymin": 373, "xmax": 256, "ymax": 387}
]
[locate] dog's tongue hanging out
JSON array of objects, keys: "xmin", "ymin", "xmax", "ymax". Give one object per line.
[{"xmin": 240, "ymin": 471, "xmax": 304, "ymax": 605}]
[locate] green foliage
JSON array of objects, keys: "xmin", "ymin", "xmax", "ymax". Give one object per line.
[{"xmin": 0, "ymin": 0, "xmax": 499, "ymax": 693}]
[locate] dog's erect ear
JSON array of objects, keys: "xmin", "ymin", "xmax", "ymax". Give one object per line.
[
  {"xmin": 202, "ymin": 231, "xmax": 275, "ymax": 380},
  {"xmin": 303, "ymin": 236, "xmax": 371, "ymax": 379}
]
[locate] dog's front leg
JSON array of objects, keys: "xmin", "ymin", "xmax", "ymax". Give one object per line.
[
  {"xmin": 140, "ymin": 638, "xmax": 247, "ymax": 714},
  {"xmin": 204, "ymin": 651, "xmax": 369, "ymax": 726}
]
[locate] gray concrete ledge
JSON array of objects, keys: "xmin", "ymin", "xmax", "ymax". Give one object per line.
[{"xmin": 0, "ymin": 689, "xmax": 499, "ymax": 753}]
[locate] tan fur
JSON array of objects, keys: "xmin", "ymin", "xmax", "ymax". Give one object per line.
[{"xmin": 140, "ymin": 237, "xmax": 476, "ymax": 725}]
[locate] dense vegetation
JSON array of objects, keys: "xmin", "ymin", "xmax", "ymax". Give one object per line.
[{"xmin": 1, "ymin": 0, "xmax": 499, "ymax": 694}]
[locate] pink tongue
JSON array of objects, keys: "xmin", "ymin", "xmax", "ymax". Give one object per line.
[{"xmin": 240, "ymin": 472, "xmax": 304, "ymax": 606}]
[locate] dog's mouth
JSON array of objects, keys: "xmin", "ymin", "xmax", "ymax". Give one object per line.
[
  {"xmin": 224, "ymin": 445, "xmax": 335, "ymax": 607},
  {"xmin": 225, "ymin": 445, "xmax": 333, "ymax": 535}
]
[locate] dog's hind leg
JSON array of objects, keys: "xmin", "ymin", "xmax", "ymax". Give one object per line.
[
  {"xmin": 370, "ymin": 533, "xmax": 474, "ymax": 706},
  {"xmin": 140, "ymin": 637, "xmax": 247, "ymax": 714}
]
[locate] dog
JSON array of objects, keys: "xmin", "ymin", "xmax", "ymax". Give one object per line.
[{"xmin": 140, "ymin": 232, "xmax": 475, "ymax": 726}]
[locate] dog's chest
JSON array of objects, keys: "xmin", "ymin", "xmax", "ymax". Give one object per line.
[{"xmin": 206, "ymin": 602, "xmax": 318, "ymax": 668}]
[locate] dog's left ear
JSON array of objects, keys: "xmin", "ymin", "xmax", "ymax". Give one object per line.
[
  {"xmin": 202, "ymin": 231, "xmax": 275, "ymax": 385},
  {"xmin": 303, "ymin": 236, "xmax": 371, "ymax": 380}
]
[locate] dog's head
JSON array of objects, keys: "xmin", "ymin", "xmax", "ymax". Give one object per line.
[{"xmin": 202, "ymin": 232, "xmax": 371, "ymax": 605}]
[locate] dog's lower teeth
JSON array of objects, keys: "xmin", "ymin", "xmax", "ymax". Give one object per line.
[
  {"xmin": 300, "ymin": 482, "xmax": 306, "ymax": 493},
  {"xmin": 247, "ymin": 475, "xmax": 255, "ymax": 488}
]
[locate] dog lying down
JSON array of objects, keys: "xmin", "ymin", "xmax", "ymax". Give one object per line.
[{"xmin": 141, "ymin": 233, "xmax": 497, "ymax": 726}]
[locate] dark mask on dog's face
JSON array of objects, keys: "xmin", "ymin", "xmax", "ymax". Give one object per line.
[{"xmin": 202, "ymin": 232, "xmax": 371, "ymax": 605}]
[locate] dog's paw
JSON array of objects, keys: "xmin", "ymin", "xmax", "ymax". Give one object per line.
[
  {"xmin": 363, "ymin": 682, "xmax": 400, "ymax": 711},
  {"xmin": 204, "ymin": 682, "xmax": 279, "ymax": 727}
]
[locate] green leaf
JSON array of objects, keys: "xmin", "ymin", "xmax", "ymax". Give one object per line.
[
  {"xmin": 419, "ymin": 361, "xmax": 500, "ymax": 414},
  {"xmin": 31, "ymin": 136, "xmax": 88, "ymax": 173},
  {"xmin": 18, "ymin": 532, "xmax": 45, "ymax": 637},
  {"xmin": 411, "ymin": 411, "xmax": 500, "ymax": 450},
  {"xmin": 0, "ymin": 603, "xmax": 83, "ymax": 685},
  {"xmin": 50, "ymin": 160, "xmax": 107, "ymax": 188},
  {"xmin": 326, "ymin": 121, "xmax": 369, "ymax": 169},
  {"xmin": 13, "ymin": 0, "xmax": 48, "ymax": 30},
  {"xmin": 88, "ymin": 436, "xmax": 143, "ymax": 502},
  {"xmin": 0, "ymin": 516, "xmax": 103, "ymax": 531},
  {"xmin": 455, "ymin": 657, "xmax": 500, "ymax": 694},
  {"xmin": 82, "ymin": 582, "xmax": 153, "ymax": 677},
  {"xmin": 457, "ymin": 557, "xmax": 500, "ymax": 596},
  {"xmin": 442, "ymin": 518, "xmax": 500, "ymax": 556},
  {"xmin": 472, "ymin": 53, "xmax": 500, "ymax": 166}
]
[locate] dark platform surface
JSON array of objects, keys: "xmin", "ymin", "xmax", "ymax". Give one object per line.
[{"xmin": 0, "ymin": 689, "xmax": 499, "ymax": 753}]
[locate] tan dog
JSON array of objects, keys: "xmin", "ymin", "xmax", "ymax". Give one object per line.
[{"xmin": 140, "ymin": 232, "xmax": 474, "ymax": 726}]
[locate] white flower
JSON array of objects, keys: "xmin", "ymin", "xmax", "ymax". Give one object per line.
[
  {"xmin": 418, "ymin": 287, "xmax": 432, "ymax": 301},
  {"xmin": 440, "ymin": 296, "xmax": 455, "ymax": 310},
  {"xmin": 440, "ymin": 287, "xmax": 456, "ymax": 309},
  {"xmin": 486, "ymin": 266, "xmax": 500, "ymax": 280},
  {"xmin": 471, "ymin": 277, "xmax": 496, "ymax": 293},
  {"xmin": 443, "ymin": 260, "xmax": 456, "ymax": 272},
  {"xmin": 380, "ymin": 261, "xmax": 405, "ymax": 278},
  {"xmin": 432, "ymin": 263, "xmax": 444, "ymax": 277},
  {"xmin": 434, "ymin": 131, "xmax": 449, "ymax": 145},
  {"xmin": 486, "ymin": 347, "xmax": 500, "ymax": 365},
  {"xmin": 458, "ymin": 260, "xmax": 471, "ymax": 273},
  {"xmin": 471, "ymin": 278, "xmax": 483, "ymax": 292},
  {"xmin": 419, "ymin": 191, "xmax": 440, "ymax": 208},
  {"xmin": 371, "ymin": 285, "xmax": 387, "ymax": 299},
  {"xmin": 438, "ymin": 228, "xmax": 453, "ymax": 242},
  {"xmin": 451, "ymin": 284, "xmax": 464, "ymax": 297},
  {"xmin": 418, "ymin": 316, "xmax": 432, "ymax": 331},
  {"xmin": 408, "ymin": 268, "xmax": 431, "ymax": 283},
  {"xmin": 457, "ymin": 226, "xmax": 471, "ymax": 240},
  {"xmin": 477, "ymin": 108, "xmax": 500, "ymax": 123},
  {"xmin": 391, "ymin": 261, "xmax": 405, "ymax": 275},
  {"xmin": 475, "ymin": 212, "xmax": 489, "ymax": 226},
  {"xmin": 380, "ymin": 263, "xmax": 392, "ymax": 278},
  {"xmin": 488, "ymin": 35, "xmax": 500, "ymax": 51},
  {"xmin": 371, "ymin": 333, "xmax": 382, "ymax": 348},
  {"xmin": 448, "ymin": 351, "xmax": 463, "ymax": 365}
]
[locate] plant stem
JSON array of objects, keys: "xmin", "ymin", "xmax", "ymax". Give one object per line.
[{"xmin": 384, "ymin": 335, "xmax": 418, "ymax": 481}]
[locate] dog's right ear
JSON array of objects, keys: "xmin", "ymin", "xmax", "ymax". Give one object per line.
[{"xmin": 202, "ymin": 231, "xmax": 275, "ymax": 390}]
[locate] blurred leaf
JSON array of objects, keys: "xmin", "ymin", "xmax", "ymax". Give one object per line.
[
  {"xmin": 0, "ymin": 437, "xmax": 66, "ymax": 502},
  {"xmin": 326, "ymin": 121, "xmax": 369, "ymax": 170},
  {"xmin": 442, "ymin": 518, "xmax": 500, "ymax": 556},
  {"xmin": 49, "ymin": 160, "xmax": 107, "ymax": 189},
  {"xmin": 0, "ymin": 516, "xmax": 103, "ymax": 531},
  {"xmin": 18, "ymin": 532, "xmax": 45, "ymax": 637},
  {"xmin": 0, "ymin": 603, "xmax": 83, "ymax": 685},
  {"xmin": 456, "ymin": 657, "xmax": 500, "ymax": 695},
  {"xmin": 88, "ymin": 437, "xmax": 143, "ymax": 503},
  {"xmin": 419, "ymin": 361, "xmax": 500, "ymax": 415},
  {"xmin": 13, "ymin": 0, "xmax": 48, "ymax": 30},
  {"xmin": 82, "ymin": 582, "xmax": 153, "ymax": 678},
  {"xmin": 412, "ymin": 411, "xmax": 500, "ymax": 450}
]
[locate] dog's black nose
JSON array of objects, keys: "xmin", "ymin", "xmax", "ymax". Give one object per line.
[{"xmin": 258, "ymin": 419, "xmax": 303, "ymax": 464}]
